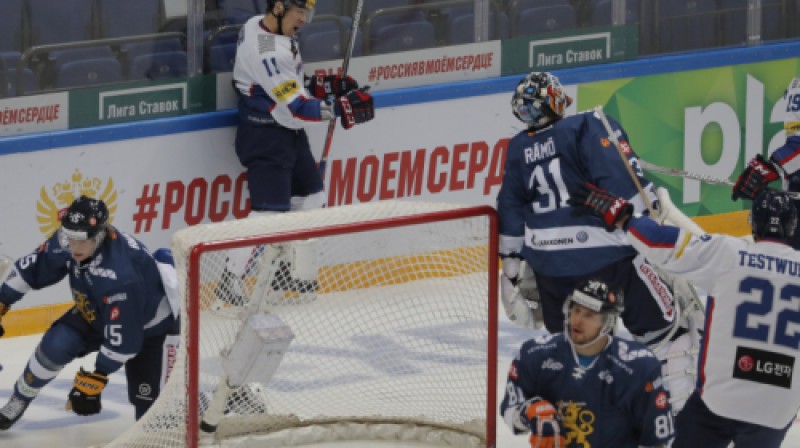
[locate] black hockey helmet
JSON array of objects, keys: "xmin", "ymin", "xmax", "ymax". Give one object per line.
[
  {"xmin": 511, "ymin": 72, "xmax": 572, "ymax": 130},
  {"xmin": 750, "ymin": 189, "xmax": 798, "ymax": 241},
  {"xmin": 563, "ymin": 279, "xmax": 624, "ymax": 345},
  {"xmin": 60, "ymin": 195, "xmax": 109, "ymax": 240},
  {"xmin": 266, "ymin": 0, "xmax": 315, "ymax": 20}
]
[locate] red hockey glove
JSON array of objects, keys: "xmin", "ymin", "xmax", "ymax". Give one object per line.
[
  {"xmin": 568, "ymin": 182, "xmax": 633, "ymax": 231},
  {"xmin": 335, "ymin": 87, "xmax": 374, "ymax": 130},
  {"xmin": 308, "ymin": 74, "xmax": 359, "ymax": 99},
  {"xmin": 519, "ymin": 398, "xmax": 567, "ymax": 448},
  {"xmin": 0, "ymin": 301, "xmax": 8, "ymax": 338},
  {"xmin": 732, "ymin": 154, "xmax": 781, "ymax": 201},
  {"xmin": 66, "ymin": 368, "xmax": 108, "ymax": 416}
]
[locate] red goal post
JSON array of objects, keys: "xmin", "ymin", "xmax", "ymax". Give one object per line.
[{"xmin": 104, "ymin": 201, "xmax": 499, "ymax": 448}]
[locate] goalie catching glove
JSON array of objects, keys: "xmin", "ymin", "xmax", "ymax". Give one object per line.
[
  {"xmin": 334, "ymin": 87, "xmax": 374, "ymax": 130},
  {"xmin": 568, "ymin": 182, "xmax": 633, "ymax": 231},
  {"xmin": 517, "ymin": 397, "xmax": 567, "ymax": 448},
  {"xmin": 66, "ymin": 368, "xmax": 108, "ymax": 416},
  {"xmin": 732, "ymin": 154, "xmax": 781, "ymax": 201},
  {"xmin": 307, "ymin": 74, "xmax": 359, "ymax": 99}
]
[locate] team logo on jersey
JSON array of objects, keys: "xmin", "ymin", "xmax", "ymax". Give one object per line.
[
  {"xmin": 273, "ymin": 80, "xmax": 299, "ymax": 103},
  {"xmin": 558, "ymin": 400, "xmax": 595, "ymax": 446},
  {"xmin": 36, "ymin": 169, "xmax": 117, "ymax": 238},
  {"xmin": 73, "ymin": 289, "xmax": 97, "ymax": 323},
  {"xmin": 619, "ymin": 140, "xmax": 632, "ymax": 154},
  {"xmin": 732, "ymin": 346, "xmax": 794, "ymax": 388},
  {"xmin": 655, "ymin": 391, "xmax": 668, "ymax": 409},
  {"xmin": 600, "ymin": 138, "xmax": 610, "ymax": 147}
]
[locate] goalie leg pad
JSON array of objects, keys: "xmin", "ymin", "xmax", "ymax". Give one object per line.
[{"xmin": 221, "ymin": 313, "xmax": 295, "ymax": 385}]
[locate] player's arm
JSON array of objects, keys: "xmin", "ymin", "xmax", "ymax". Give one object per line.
[
  {"xmin": 630, "ymin": 360, "xmax": 675, "ymax": 447},
  {"xmin": 0, "ymin": 233, "xmax": 71, "ymax": 337},
  {"xmin": 94, "ymin": 280, "xmax": 146, "ymax": 376}
]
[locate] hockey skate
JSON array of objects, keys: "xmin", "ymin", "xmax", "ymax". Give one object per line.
[{"xmin": 0, "ymin": 395, "xmax": 30, "ymax": 430}]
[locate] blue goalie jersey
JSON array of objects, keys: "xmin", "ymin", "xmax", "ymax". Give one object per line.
[
  {"xmin": 497, "ymin": 110, "xmax": 656, "ymax": 277},
  {"xmin": 500, "ymin": 333, "xmax": 675, "ymax": 447}
]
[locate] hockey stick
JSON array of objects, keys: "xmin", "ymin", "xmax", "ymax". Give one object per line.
[
  {"xmin": 594, "ymin": 106, "xmax": 657, "ymax": 216},
  {"xmin": 318, "ymin": 0, "xmax": 365, "ymax": 180},
  {"xmin": 637, "ymin": 160, "xmax": 735, "ymax": 187}
]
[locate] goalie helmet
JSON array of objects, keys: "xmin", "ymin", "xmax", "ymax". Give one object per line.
[
  {"xmin": 511, "ymin": 72, "xmax": 572, "ymax": 130},
  {"xmin": 60, "ymin": 195, "xmax": 109, "ymax": 240},
  {"xmin": 750, "ymin": 189, "xmax": 797, "ymax": 241},
  {"xmin": 563, "ymin": 279, "xmax": 624, "ymax": 346}
]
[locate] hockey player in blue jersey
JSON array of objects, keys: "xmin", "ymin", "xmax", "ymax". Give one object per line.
[
  {"xmin": 0, "ymin": 196, "xmax": 180, "ymax": 429},
  {"xmin": 732, "ymin": 76, "xmax": 800, "ymax": 247},
  {"xmin": 500, "ymin": 279, "xmax": 675, "ymax": 448},
  {"xmin": 573, "ymin": 185, "xmax": 800, "ymax": 448},
  {"xmin": 497, "ymin": 72, "xmax": 695, "ymax": 412}
]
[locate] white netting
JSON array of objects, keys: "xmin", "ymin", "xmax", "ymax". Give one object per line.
[{"xmin": 101, "ymin": 201, "xmax": 496, "ymax": 448}]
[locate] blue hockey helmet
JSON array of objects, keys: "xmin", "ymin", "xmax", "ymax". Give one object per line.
[
  {"xmin": 511, "ymin": 72, "xmax": 573, "ymax": 130},
  {"xmin": 563, "ymin": 279, "xmax": 624, "ymax": 346},
  {"xmin": 750, "ymin": 189, "xmax": 798, "ymax": 241}
]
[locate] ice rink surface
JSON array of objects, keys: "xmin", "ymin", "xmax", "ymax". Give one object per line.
[{"xmin": 0, "ymin": 318, "xmax": 799, "ymax": 447}]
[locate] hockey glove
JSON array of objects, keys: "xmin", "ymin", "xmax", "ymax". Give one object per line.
[
  {"xmin": 335, "ymin": 87, "xmax": 374, "ymax": 130},
  {"xmin": 308, "ymin": 74, "xmax": 359, "ymax": 99},
  {"xmin": 67, "ymin": 368, "xmax": 108, "ymax": 416},
  {"xmin": 732, "ymin": 154, "xmax": 781, "ymax": 201},
  {"xmin": 518, "ymin": 397, "xmax": 567, "ymax": 448},
  {"xmin": 568, "ymin": 182, "xmax": 633, "ymax": 231},
  {"xmin": 0, "ymin": 301, "xmax": 8, "ymax": 338}
]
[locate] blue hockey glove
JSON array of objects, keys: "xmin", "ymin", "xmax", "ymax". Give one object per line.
[
  {"xmin": 568, "ymin": 182, "xmax": 633, "ymax": 231},
  {"xmin": 732, "ymin": 154, "xmax": 780, "ymax": 201},
  {"xmin": 67, "ymin": 368, "xmax": 108, "ymax": 416},
  {"xmin": 519, "ymin": 397, "xmax": 567, "ymax": 448}
]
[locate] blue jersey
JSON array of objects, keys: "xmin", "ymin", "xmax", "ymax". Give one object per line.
[
  {"xmin": 500, "ymin": 333, "xmax": 674, "ymax": 447},
  {"xmin": 0, "ymin": 228, "xmax": 172, "ymax": 375},
  {"xmin": 497, "ymin": 110, "xmax": 656, "ymax": 276}
]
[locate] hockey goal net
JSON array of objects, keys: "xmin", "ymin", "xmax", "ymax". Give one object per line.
[{"xmin": 103, "ymin": 201, "xmax": 498, "ymax": 448}]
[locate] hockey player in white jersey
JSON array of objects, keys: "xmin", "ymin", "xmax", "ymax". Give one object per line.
[
  {"xmin": 574, "ymin": 185, "xmax": 800, "ymax": 447},
  {"xmin": 500, "ymin": 279, "xmax": 675, "ymax": 448},
  {"xmin": 220, "ymin": 0, "xmax": 375, "ymax": 303},
  {"xmin": 732, "ymin": 76, "xmax": 800, "ymax": 247}
]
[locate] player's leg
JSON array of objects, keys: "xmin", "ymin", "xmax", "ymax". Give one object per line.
[
  {"xmin": 732, "ymin": 419, "xmax": 792, "ymax": 448},
  {"xmin": 531, "ymin": 272, "xmax": 578, "ymax": 333},
  {"xmin": 0, "ymin": 310, "xmax": 98, "ymax": 429},
  {"xmin": 673, "ymin": 392, "xmax": 737, "ymax": 448},
  {"xmin": 123, "ymin": 317, "xmax": 180, "ymax": 420}
]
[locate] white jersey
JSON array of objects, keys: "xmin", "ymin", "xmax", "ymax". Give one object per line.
[
  {"xmin": 233, "ymin": 15, "xmax": 325, "ymax": 129},
  {"xmin": 626, "ymin": 215, "xmax": 800, "ymax": 429},
  {"xmin": 785, "ymin": 77, "xmax": 800, "ymax": 136}
]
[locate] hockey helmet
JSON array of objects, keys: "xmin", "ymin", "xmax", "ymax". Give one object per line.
[
  {"xmin": 750, "ymin": 189, "xmax": 798, "ymax": 241},
  {"xmin": 266, "ymin": 0, "xmax": 315, "ymax": 22},
  {"xmin": 60, "ymin": 195, "xmax": 109, "ymax": 241},
  {"xmin": 784, "ymin": 77, "xmax": 800, "ymax": 136},
  {"xmin": 511, "ymin": 72, "xmax": 573, "ymax": 130},
  {"xmin": 563, "ymin": 279, "xmax": 624, "ymax": 345}
]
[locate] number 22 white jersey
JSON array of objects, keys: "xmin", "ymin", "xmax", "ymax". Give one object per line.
[{"xmin": 627, "ymin": 215, "xmax": 800, "ymax": 429}]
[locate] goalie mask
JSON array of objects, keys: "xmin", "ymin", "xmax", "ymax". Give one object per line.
[
  {"xmin": 750, "ymin": 189, "xmax": 798, "ymax": 242},
  {"xmin": 60, "ymin": 196, "xmax": 109, "ymax": 259},
  {"xmin": 563, "ymin": 279, "xmax": 624, "ymax": 348},
  {"xmin": 511, "ymin": 72, "xmax": 572, "ymax": 130}
]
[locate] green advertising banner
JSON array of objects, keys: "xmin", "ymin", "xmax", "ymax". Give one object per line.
[
  {"xmin": 501, "ymin": 25, "xmax": 638, "ymax": 75},
  {"xmin": 68, "ymin": 75, "xmax": 217, "ymax": 129},
  {"xmin": 576, "ymin": 57, "xmax": 800, "ymax": 217}
]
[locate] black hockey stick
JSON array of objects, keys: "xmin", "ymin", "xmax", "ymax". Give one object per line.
[{"xmin": 318, "ymin": 0, "xmax": 365, "ymax": 180}]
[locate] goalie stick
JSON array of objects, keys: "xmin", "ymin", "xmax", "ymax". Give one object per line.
[
  {"xmin": 637, "ymin": 160, "xmax": 735, "ymax": 187},
  {"xmin": 318, "ymin": 0, "xmax": 365, "ymax": 180},
  {"xmin": 594, "ymin": 105, "xmax": 656, "ymax": 216}
]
